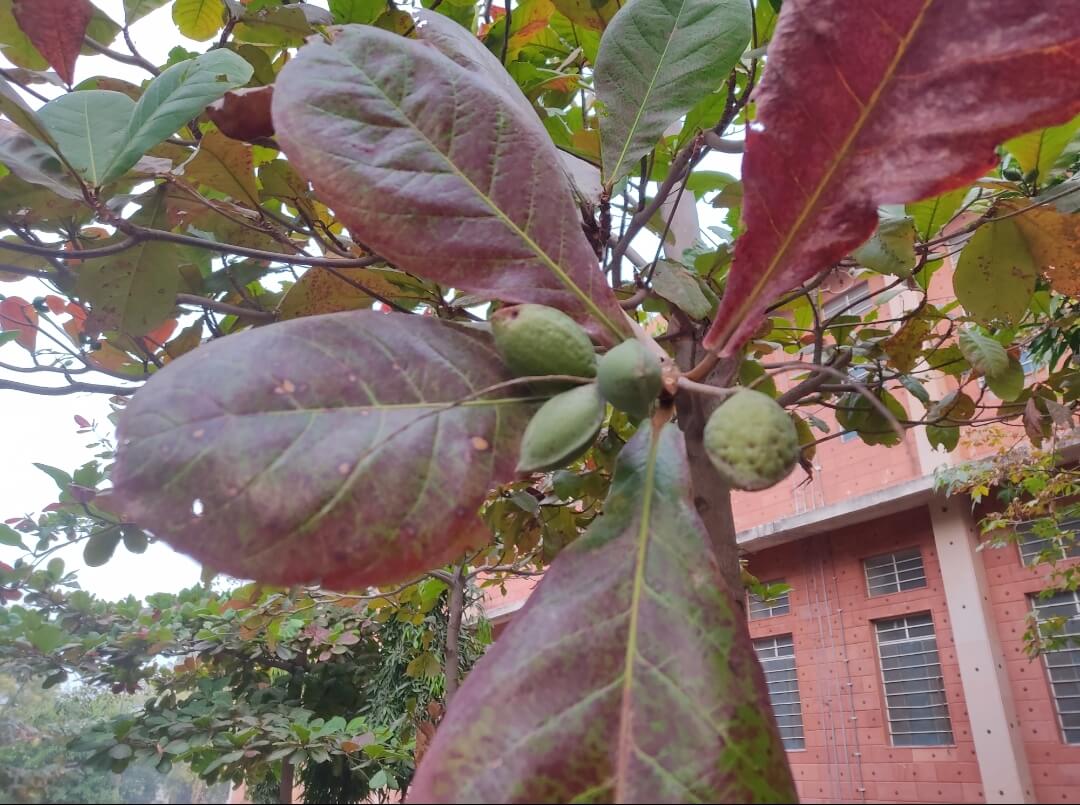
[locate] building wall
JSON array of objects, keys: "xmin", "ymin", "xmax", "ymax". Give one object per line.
[
  {"xmin": 745, "ymin": 506, "xmax": 1080, "ymax": 804},
  {"xmin": 980, "ymin": 540, "xmax": 1080, "ymax": 803},
  {"xmin": 745, "ymin": 509, "xmax": 982, "ymax": 804}
]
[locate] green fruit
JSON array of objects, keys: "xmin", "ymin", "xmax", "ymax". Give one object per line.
[
  {"xmin": 491, "ymin": 304, "xmax": 596, "ymax": 381},
  {"xmin": 703, "ymin": 390, "xmax": 799, "ymax": 491},
  {"xmin": 517, "ymin": 384, "xmax": 605, "ymax": 473},
  {"xmin": 597, "ymin": 339, "xmax": 662, "ymax": 419}
]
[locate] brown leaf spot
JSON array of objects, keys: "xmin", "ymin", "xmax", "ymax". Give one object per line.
[{"xmin": 470, "ymin": 436, "xmax": 490, "ymax": 451}]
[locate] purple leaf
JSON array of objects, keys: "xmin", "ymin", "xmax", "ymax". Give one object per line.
[
  {"xmin": 410, "ymin": 423, "xmax": 794, "ymax": 803},
  {"xmin": 272, "ymin": 25, "xmax": 629, "ymax": 344},
  {"xmin": 109, "ymin": 311, "xmax": 535, "ymax": 589}
]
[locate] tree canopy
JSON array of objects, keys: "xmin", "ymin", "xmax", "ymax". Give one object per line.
[{"xmin": 1, "ymin": 0, "xmax": 1080, "ymax": 802}]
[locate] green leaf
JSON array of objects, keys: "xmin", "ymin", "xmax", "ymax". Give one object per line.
[
  {"xmin": 124, "ymin": 0, "xmax": 172, "ymax": 25},
  {"xmin": 899, "ymin": 374, "xmax": 930, "ymax": 405},
  {"xmin": 926, "ymin": 423, "xmax": 959, "ymax": 452},
  {"xmin": 651, "ymin": 259, "xmax": 712, "ymax": 319},
  {"xmin": 835, "ymin": 390, "xmax": 906, "ymax": 447},
  {"xmin": 173, "ymin": 0, "xmax": 225, "ymax": 41},
  {"xmin": 29, "ymin": 623, "xmax": 65, "ymax": 653},
  {"xmin": 272, "ymin": 21, "xmax": 629, "ymax": 341},
  {"xmin": 163, "ymin": 739, "xmax": 190, "ymax": 755},
  {"xmin": 0, "ymin": 122, "xmax": 80, "ymax": 199},
  {"xmin": 594, "ymin": 0, "xmax": 751, "ymax": 183},
  {"xmin": 83, "ymin": 527, "xmax": 122, "ymax": 567},
  {"xmin": 368, "ymin": 769, "xmax": 389, "ymax": 790},
  {"xmin": 410, "ymin": 424, "xmax": 795, "ymax": 801},
  {"xmin": 109, "ymin": 744, "xmax": 134, "ymax": 760},
  {"xmin": 329, "ymin": 0, "xmax": 383, "ymax": 24},
  {"xmin": 76, "ymin": 189, "xmax": 189, "ymax": 336},
  {"xmin": 987, "ymin": 356, "xmax": 1025, "ymax": 402},
  {"xmin": 33, "ymin": 462, "xmax": 72, "ymax": 490},
  {"xmin": 0, "ymin": 77, "xmax": 61, "ymax": 150},
  {"xmin": 0, "ymin": 523, "xmax": 25, "ymax": 548},
  {"xmin": 906, "ymin": 187, "xmax": 968, "ymax": 241},
  {"xmin": 110, "ymin": 312, "xmax": 536, "ymax": 588},
  {"xmin": 958, "ymin": 328, "xmax": 1009, "ymax": 379},
  {"xmin": 38, "ymin": 91, "xmax": 135, "ymax": 186},
  {"xmin": 852, "ymin": 215, "xmax": 917, "ymax": 277},
  {"xmin": 1005, "ymin": 113, "xmax": 1080, "ymax": 182},
  {"xmin": 953, "ymin": 219, "xmax": 1036, "ymax": 325},
  {"xmin": 102, "ymin": 49, "xmax": 253, "ymax": 184}
]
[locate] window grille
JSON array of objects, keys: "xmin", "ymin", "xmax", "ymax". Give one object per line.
[
  {"xmin": 1030, "ymin": 591, "xmax": 1080, "ymax": 744},
  {"xmin": 1018, "ymin": 519, "xmax": 1080, "ymax": 567},
  {"xmin": 754, "ymin": 634, "xmax": 805, "ymax": 750},
  {"xmin": 874, "ymin": 613, "xmax": 954, "ymax": 746},
  {"xmin": 864, "ymin": 548, "xmax": 927, "ymax": 596}
]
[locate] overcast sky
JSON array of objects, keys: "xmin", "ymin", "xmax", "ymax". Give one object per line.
[{"xmin": 0, "ymin": 0, "xmax": 740, "ymax": 602}]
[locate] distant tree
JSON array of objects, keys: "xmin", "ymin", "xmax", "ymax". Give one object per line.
[{"xmin": 0, "ymin": 0, "xmax": 1079, "ymax": 802}]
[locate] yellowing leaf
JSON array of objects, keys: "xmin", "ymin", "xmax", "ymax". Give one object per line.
[
  {"xmin": 173, "ymin": 0, "xmax": 225, "ymax": 41},
  {"xmin": 1009, "ymin": 203, "xmax": 1080, "ymax": 297},
  {"xmin": 550, "ymin": 0, "xmax": 619, "ymax": 31},
  {"xmin": 184, "ymin": 129, "xmax": 259, "ymax": 207},
  {"xmin": 884, "ymin": 315, "xmax": 931, "ymax": 374},
  {"xmin": 953, "ymin": 219, "xmax": 1036, "ymax": 325},
  {"xmin": 276, "ymin": 267, "xmax": 400, "ymax": 320}
]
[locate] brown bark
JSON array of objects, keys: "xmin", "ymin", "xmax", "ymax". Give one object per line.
[
  {"xmin": 279, "ymin": 759, "xmax": 294, "ymax": 804},
  {"xmin": 675, "ymin": 338, "xmax": 744, "ymax": 605},
  {"xmin": 444, "ymin": 564, "xmax": 466, "ymax": 706}
]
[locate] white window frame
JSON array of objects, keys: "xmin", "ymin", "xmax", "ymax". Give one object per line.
[
  {"xmin": 754, "ymin": 634, "xmax": 806, "ymax": 751},
  {"xmin": 864, "ymin": 547, "xmax": 927, "ymax": 597},
  {"xmin": 874, "ymin": 613, "xmax": 955, "ymax": 747},
  {"xmin": 1030, "ymin": 591, "xmax": 1080, "ymax": 745}
]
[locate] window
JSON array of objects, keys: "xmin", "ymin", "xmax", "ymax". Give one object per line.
[
  {"xmin": 864, "ymin": 548, "xmax": 927, "ymax": 596},
  {"xmin": 1020, "ymin": 348, "xmax": 1044, "ymax": 376},
  {"xmin": 754, "ymin": 634, "xmax": 805, "ymax": 750},
  {"xmin": 874, "ymin": 613, "xmax": 954, "ymax": 746},
  {"xmin": 748, "ymin": 580, "xmax": 791, "ymax": 620},
  {"xmin": 823, "ymin": 281, "xmax": 872, "ymax": 318},
  {"xmin": 1030, "ymin": 591, "xmax": 1080, "ymax": 744},
  {"xmin": 1018, "ymin": 519, "xmax": 1080, "ymax": 567}
]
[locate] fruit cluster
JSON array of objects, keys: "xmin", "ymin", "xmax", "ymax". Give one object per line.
[{"xmin": 492, "ymin": 304, "xmax": 798, "ymax": 490}]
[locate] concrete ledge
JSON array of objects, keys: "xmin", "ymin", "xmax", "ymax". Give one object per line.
[{"xmin": 736, "ymin": 474, "xmax": 937, "ymax": 552}]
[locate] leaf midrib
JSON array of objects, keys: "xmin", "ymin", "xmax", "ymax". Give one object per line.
[{"xmin": 613, "ymin": 422, "xmax": 662, "ymax": 801}]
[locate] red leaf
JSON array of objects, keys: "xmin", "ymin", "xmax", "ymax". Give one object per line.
[
  {"xmin": 44, "ymin": 295, "xmax": 65, "ymax": 315},
  {"xmin": 0, "ymin": 296, "xmax": 38, "ymax": 351},
  {"xmin": 74, "ymin": 415, "xmax": 91, "ymax": 428},
  {"xmin": 272, "ymin": 21, "xmax": 629, "ymax": 344},
  {"xmin": 410, "ymin": 425, "xmax": 794, "ymax": 802},
  {"xmin": 703, "ymin": 1, "xmax": 1080, "ymax": 355},
  {"xmin": 206, "ymin": 86, "xmax": 275, "ymax": 143},
  {"xmin": 11, "ymin": 0, "xmax": 94, "ymax": 86},
  {"xmin": 109, "ymin": 311, "xmax": 535, "ymax": 589}
]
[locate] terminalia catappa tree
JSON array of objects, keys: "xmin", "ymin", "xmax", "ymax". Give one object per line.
[{"xmin": 2, "ymin": 0, "xmax": 1080, "ymax": 801}]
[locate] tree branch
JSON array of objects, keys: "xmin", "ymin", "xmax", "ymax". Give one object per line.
[
  {"xmin": 0, "ymin": 377, "xmax": 137, "ymax": 396},
  {"xmin": 175, "ymin": 293, "xmax": 277, "ymax": 322},
  {"xmin": 444, "ymin": 563, "xmax": 467, "ymax": 707}
]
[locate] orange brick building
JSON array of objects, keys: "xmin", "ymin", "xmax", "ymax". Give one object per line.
[{"xmin": 484, "ymin": 267, "xmax": 1080, "ymax": 804}]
